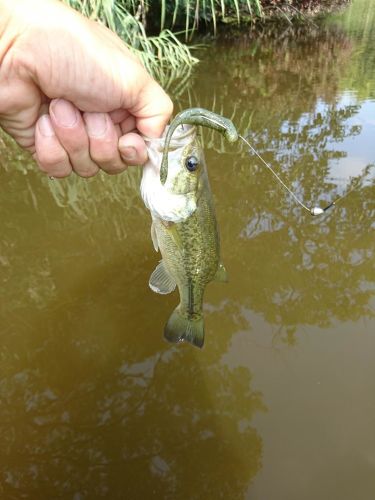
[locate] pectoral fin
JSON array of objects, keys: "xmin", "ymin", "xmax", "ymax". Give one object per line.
[
  {"xmin": 162, "ymin": 222, "xmax": 183, "ymax": 253},
  {"xmin": 151, "ymin": 222, "xmax": 159, "ymax": 252},
  {"xmin": 149, "ymin": 260, "xmax": 176, "ymax": 295},
  {"xmin": 214, "ymin": 262, "xmax": 228, "ymax": 283}
]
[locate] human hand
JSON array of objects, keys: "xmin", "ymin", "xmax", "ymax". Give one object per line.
[{"xmin": 0, "ymin": 0, "xmax": 173, "ymax": 177}]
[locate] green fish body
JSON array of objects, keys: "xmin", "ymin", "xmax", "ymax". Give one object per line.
[{"xmin": 141, "ymin": 109, "xmax": 237, "ymax": 348}]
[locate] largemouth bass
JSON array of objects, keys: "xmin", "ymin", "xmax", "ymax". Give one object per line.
[{"xmin": 141, "ymin": 108, "xmax": 238, "ymax": 348}]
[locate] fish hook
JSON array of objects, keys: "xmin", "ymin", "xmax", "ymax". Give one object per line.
[{"xmin": 160, "ymin": 108, "xmax": 238, "ymax": 185}]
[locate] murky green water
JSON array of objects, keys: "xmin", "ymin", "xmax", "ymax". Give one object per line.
[{"xmin": 0, "ymin": 0, "xmax": 374, "ymax": 498}]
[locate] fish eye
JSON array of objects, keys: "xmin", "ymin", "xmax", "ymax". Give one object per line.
[{"xmin": 185, "ymin": 155, "xmax": 199, "ymax": 172}]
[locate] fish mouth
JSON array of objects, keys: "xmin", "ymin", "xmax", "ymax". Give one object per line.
[
  {"xmin": 159, "ymin": 108, "xmax": 238, "ymax": 185},
  {"xmin": 143, "ymin": 124, "xmax": 196, "ymax": 153}
]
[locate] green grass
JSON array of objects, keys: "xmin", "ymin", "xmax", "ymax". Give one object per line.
[
  {"xmin": 63, "ymin": 0, "xmax": 266, "ymax": 85},
  {"xmin": 63, "ymin": 0, "xmax": 200, "ymax": 87},
  {"xmin": 160, "ymin": 0, "xmax": 264, "ymax": 37},
  {"xmin": 63, "ymin": 1, "xmax": 345, "ymax": 86}
]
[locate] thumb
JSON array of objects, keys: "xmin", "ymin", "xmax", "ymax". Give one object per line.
[{"xmin": 131, "ymin": 79, "xmax": 173, "ymax": 138}]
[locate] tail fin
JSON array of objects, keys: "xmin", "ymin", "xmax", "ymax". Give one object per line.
[{"xmin": 164, "ymin": 307, "xmax": 205, "ymax": 348}]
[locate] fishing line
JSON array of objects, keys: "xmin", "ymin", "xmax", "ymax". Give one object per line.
[
  {"xmin": 238, "ymin": 134, "xmax": 362, "ymax": 216},
  {"xmin": 198, "ymin": 116, "xmax": 343, "ymax": 215},
  {"xmin": 176, "ymin": 113, "xmax": 369, "ymax": 216}
]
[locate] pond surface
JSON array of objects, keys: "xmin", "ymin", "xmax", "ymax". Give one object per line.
[{"xmin": 0, "ymin": 0, "xmax": 374, "ymax": 498}]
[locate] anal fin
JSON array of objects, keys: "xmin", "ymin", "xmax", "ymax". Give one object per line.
[{"xmin": 149, "ymin": 260, "xmax": 176, "ymax": 295}]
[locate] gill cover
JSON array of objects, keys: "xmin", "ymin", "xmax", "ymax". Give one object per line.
[{"xmin": 160, "ymin": 108, "xmax": 239, "ymax": 185}]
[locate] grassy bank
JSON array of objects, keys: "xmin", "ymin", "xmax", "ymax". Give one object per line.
[{"xmin": 63, "ymin": 0, "xmax": 350, "ymax": 87}]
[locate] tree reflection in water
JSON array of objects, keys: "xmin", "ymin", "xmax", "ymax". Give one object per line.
[
  {"xmin": 0, "ymin": 247, "xmax": 264, "ymax": 498},
  {"xmin": 182, "ymin": 22, "xmax": 374, "ymax": 343},
  {"xmin": 0, "ymin": 145, "xmax": 264, "ymax": 498}
]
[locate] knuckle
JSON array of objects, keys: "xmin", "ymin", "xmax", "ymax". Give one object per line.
[
  {"xmin": 37, "ymin": 149, "xmax": 68, "ymax": 169},
  {"xmin": 105, "ymin": 165, "xmax": 128, "ymax": 175},
  {"xmin": 52, "ymin": 170, "xmax": 72, "ymax": 179},
  {"xmin": 76, "ymin": 167, "xmax": 99, "ymax": 178},
  {"xmin": 165, "ymin": 96, "xmax": 174, "ymax": 117},
  {"xmin": 71, "ymin": 156, "xmax": 99, "ymax": 178},
  {"xmin": 35, "ymin": 158, "xmax": 71, "ymax": 177},
  {"xmin": 90, "ymin": 147, "xmax": 116, "ymax": 165},
  {"xmin": 65, "ymin": 140, "xmax": 86, "ymax": 155},
  {"xmin": 97, "ymin": 159, "xmax": 127, "ymax": 174},
  {"xmin": 55, "ymin": 131, "xmax": 88, "ymax": 156},
  {"xmin": 53, "ymin": 126, "xmax": 89, "ymax": 156}
]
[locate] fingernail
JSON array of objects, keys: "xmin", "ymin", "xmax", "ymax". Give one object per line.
[
  {"xmin": 51, "ymin": 99, "xmax": 78, "ymax": 127},
  {"xmin": 85, "ymin": 113, "xmax": 107, "ymax": 137},
  {"xmin": 38, "ymin": 115, "xmax": 55, "ymax": 137},
  {"xmin": 120, "ymin": 146, "xmax": 137, "ymax": 161}
]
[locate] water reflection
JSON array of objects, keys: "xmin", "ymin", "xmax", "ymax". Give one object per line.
[
  {"xmin": 0, "ymin": 153, "xmax": 264, "ymax": 498},
  {"xmin": 0, "ymin": 263, "xmax": 264, "ymax": 498},
  {"xmin": 0, "ymin": 1, "xmax": 375, "ymax": 498},
  {"xmin": 179, "ymin": 13, "xmax": 375, "ymax": 343}
]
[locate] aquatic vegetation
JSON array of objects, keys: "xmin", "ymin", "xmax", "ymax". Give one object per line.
[
  {"xmin": 180, "ymin": 22, "xmax": 355, "ymax": 153},
  {"xmin": 62, "ymin": 0, "xmax": 346, "ymax": 87},
  {"xmin": 157, "ymin": 0, "xmax": 263, "ymax": 35},
  {"xmin": 63, "ymin": 0, "xmax": 199, "ymax": 87},
  {"xmin": 328, "ymin": 0, "xmax": 375, "ymax": 98}
]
